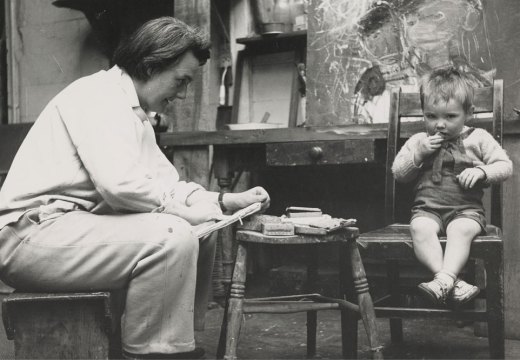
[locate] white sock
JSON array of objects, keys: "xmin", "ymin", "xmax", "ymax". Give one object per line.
[{"xmin": 435, "ymin": 270, "xmax": 456, "ymax": 289}]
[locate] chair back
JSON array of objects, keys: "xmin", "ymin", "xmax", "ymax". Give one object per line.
[{"xmin": 385, "ymin": 79, "xmax": 504, "ymax": 228}]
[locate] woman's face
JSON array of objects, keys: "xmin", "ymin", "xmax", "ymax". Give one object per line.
[{"xmin": 135, "ymin": 50, "xmax": 200, "ymax": 114}]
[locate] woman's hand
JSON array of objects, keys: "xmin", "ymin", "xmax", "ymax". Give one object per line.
[
  {"xmin": 163, "ymin": 200, "xmax": 223, "ymax": 225},
  {"xmin": 223, "ymin": 186, "xmax": 270, "ymax": 212},
  {"xmin": 457, "ymin": 167, "xmax": 486, "ymax": 189}
]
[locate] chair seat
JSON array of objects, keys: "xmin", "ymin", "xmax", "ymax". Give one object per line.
[
  {"xmin": 236, "ymin": 227, "xmax": 359, "ymax": 244},
  {"xmin": 358, "ymin": 224, "xmax": 502, "ymax": 260}
]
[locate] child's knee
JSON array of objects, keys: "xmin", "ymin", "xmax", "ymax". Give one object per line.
[
  {"xmin": 446, "ymin": 218, "xmax": 481, "ymax": 238},
  {"xmin": 410, "ymin": 217, "xmax": 440, "ymax": 239}
]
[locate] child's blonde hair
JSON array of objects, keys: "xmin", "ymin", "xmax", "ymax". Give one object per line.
[{"xmin": 420, "ymin": 67, "xmax": 474, "ymax": 113}]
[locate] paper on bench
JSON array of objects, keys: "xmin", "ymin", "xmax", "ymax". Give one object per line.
[{"xmin": 195, "ymin": 202, "xmax": 262, "ymax": 239}]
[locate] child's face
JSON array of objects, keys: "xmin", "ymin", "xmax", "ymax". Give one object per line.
[{"xmin": 423, "ymin": 97, "xmax": 473, "ymax": 140}]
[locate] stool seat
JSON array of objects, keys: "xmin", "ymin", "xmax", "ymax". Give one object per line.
[
  {"xmin": 218, "ymin": 227, "xmax": 383, "ymax": 360},
  {"xmin": 2, "ymin": 291, "xmax": 122, "ymax": 359},
  {"xmin": 236, "ymin": 227, "xmax": 359, "ymax": 244}
]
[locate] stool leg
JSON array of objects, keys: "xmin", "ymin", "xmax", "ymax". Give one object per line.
[
  {"xmin": 339, "ymin": 245, "xmax": 358, "ymax": 359},
  {"xmin": 346, "ymin": 240, "xmax": 383, "ymax": 360},
  {"xmin": 223, "ymin": 243, "xmax": 248, "ymax": 360},
  {"xmin": 485, "ymin": 249, "xmax": 505, "ymax": 359}
]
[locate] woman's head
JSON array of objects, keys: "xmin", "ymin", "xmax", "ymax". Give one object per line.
[{"xmin": 112, "ymin": 17, "xmax": 210, "ymax": 82}]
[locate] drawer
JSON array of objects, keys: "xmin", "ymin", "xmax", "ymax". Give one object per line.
[{"xmin": 266, "ymin": 139, "xmax": 377, "ymax": 166}]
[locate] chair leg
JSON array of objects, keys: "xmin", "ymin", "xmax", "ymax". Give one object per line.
[
  {"xmin": 484, "ymin": 249, "xmax": 505, "ymax": 359},
  {"xmin": 222, "ymin": 243, "xmax": 248, "ymax": 360},
  {"xmin": 387, "ymin": 260, "xmax": 403, "ymax": 343},
  {"xmin": 345, "ymin": 240, "xmax": 383, "ymax": 360},
  {"xmin": 307, "ymin": 310, "xmax": 317, "ymax": 358}
]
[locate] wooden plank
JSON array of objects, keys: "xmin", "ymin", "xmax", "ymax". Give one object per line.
[
  {"xmin": 399, "ymin": 86, "xmax": 495, "ymax": 116},
  {"xmin": 160, "ymin": 121, "xmax": 520, "ymax": 147},
  {"xmin": 172, "ymin": 1, "xmax": 212, "ymax": 187},
  {"xmin": 502, "ymin": 136, "xmax": 520, "ymax": 338}
]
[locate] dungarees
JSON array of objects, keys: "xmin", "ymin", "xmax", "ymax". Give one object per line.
[{"xmin": 411, "ymin": 128, "xmax": 486, "ymax": 233}]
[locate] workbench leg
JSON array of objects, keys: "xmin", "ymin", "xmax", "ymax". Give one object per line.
[{"xmin": 214, "ymin": 148, "xmax": 234, "ymax": 303}]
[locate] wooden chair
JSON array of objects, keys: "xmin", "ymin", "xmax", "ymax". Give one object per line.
[
  {"xmin": 354, "ymin": 79, "xmax": 505, "ymax": 359},
  {"xmin": 216, "ymin": 224, "xmax": 384, "ymax": 360}
]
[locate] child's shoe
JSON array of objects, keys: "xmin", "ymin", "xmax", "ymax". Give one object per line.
[
  {"xmin": 450, "ymin": 278, "xmax": 480, "ymax": 305},
  {"xmin": 418, "ymin": 273, "xmax": 454, "ymax": 305}
]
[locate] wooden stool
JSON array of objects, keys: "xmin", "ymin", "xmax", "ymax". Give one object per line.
[
  {"xmin": 217, "ymin": 227, "xmax": 383, "ymax": 360},
  {"xmin": 2, "ymin": 292, "xmax": 122, "ymax": 359}
]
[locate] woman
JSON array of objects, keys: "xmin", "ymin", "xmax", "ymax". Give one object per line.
[{"xmin": 0, "ymin": 17, "xmax": 269, "ymax": 359}]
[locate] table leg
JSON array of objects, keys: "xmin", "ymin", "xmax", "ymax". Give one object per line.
[{"xmin": 214, "ymin": 148, "xmax": 234, "ymax": 302}]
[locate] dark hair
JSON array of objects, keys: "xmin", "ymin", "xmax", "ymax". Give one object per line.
[
  {"xmin": 112, "ymin": 17, "xmax": 211, "ymax": 81},
  {"xmin": 420, "ymin": 67, "xmax": 474, "ymax": 113}
]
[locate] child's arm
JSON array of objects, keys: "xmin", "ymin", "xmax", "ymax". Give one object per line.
[
  {"xmin": 474, "ymin": 129, "xmax": 513, "ymax": 184},
  {"xmin": 392, "ymin": 133, "xmax": 438, "ymax": 183}
]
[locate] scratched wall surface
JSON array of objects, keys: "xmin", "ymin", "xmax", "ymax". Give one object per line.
[
  {"xmin": 13, "ymin": 0, "xmax": 108, "ymax": 123},
  {"xmin": 307, "ymin": 0, "xmax": 495, "ymax": 125}
]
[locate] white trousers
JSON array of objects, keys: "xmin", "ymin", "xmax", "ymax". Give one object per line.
[{"xmin": 0, "ymin": 209, "xmax": 212, "ymax": 354}]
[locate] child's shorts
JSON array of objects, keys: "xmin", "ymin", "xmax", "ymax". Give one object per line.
[{"xmin": 410, "ymin": 207, "xmax": 486, "ymax": 235}]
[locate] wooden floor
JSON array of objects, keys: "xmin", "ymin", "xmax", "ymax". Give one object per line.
[
  {"xmin": 0, "ymin": 293, "xmax": 519, "ymax": 359},
  {"xmin": 196, "ymin": 307, "xmax": 520, "ymax": 359}
]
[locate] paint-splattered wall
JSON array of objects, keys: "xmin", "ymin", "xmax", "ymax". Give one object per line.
[{"xmin": 307, "ymin": 0, "xmax": 496, "ymax": 125}]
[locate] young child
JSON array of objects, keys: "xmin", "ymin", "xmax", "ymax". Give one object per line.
[{"xmin": 392, "ymin": 67, "xmax": 512, "ymax": 305}]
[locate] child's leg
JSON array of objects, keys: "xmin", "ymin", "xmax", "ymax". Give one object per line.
[
  {"xmin": 443, "ymin": 217, "xmax": 481, "ymax": 276},
  {"xmin": 410, "ymin": 216, "xmax": 443, "ymax": 274}
]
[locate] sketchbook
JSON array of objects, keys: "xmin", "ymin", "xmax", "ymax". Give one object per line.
[{"xmin": 195, "ymin": 202, "xmax": 263, "ymax": 239}]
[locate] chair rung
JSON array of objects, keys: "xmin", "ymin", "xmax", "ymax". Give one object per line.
[
  {"xmin": 243, "ymin": 300, "xmax": 340, "ymax": 314},
  {"xmin": 375, "ymin": 306, "xmax": 488, "ymax": 321}
]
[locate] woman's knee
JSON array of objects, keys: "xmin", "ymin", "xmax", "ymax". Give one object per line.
[{"xmin": 145, "ymin": 213, "xmax": 198, "ymax": 255}]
